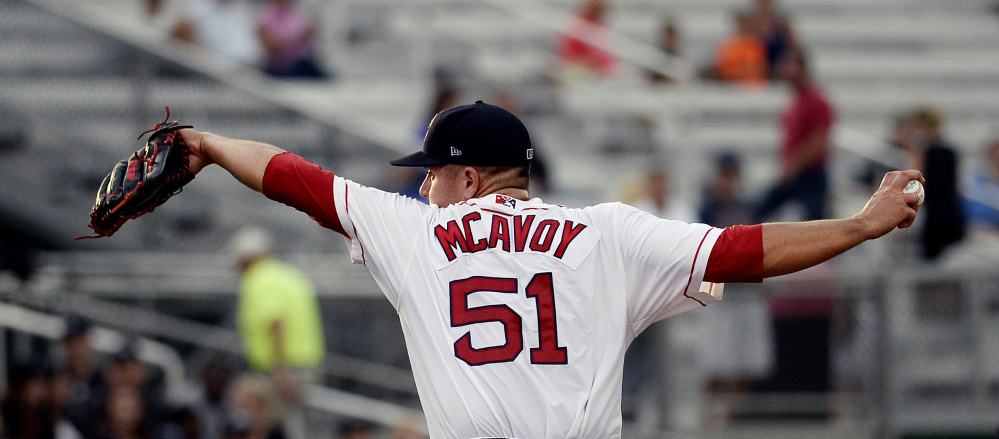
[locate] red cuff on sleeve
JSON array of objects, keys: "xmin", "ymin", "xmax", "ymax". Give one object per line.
[
  {"xmin": 262, "ymin": 152, "xmax": 346, "ymax": 235},
  {"xmin": 703, "ymin": 224, "xmax": 764, "ymax": 283}
]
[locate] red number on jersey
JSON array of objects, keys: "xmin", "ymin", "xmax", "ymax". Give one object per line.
[{"xmin": 449, "ymin": 273, "xmax": 567, "ymax": 366}]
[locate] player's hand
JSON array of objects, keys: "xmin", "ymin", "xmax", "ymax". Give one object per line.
[
  {"xmin": 856, "ymin": 170, "xmax": 925, "ymax": 239},
  {"xmin": 179, "ymin": 128, "xmax": 212, "ymax": 175}
]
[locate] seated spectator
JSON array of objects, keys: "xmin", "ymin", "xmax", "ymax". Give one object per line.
[
  {"xmin": 556, "ymin": 0, "xmax": 617, "ymax": 81},
  {"xmin": 190, "ymin": 358, "xmax": 233, "ymax": 439},
  {"xmin": 646, "ymin": 19, "xmax": 684, "ymax": 84},
  {"xmin": 230, "ymin": 376, "xmax": 284, "ymax": 439},
  {"xmin": 698, "ymin": 151, "xmax": 753, "ymax": 227},
  {"xmin": 748, "ymin": 0, "xmax": 797, "ymax": 78},
  {"xmin": 963, "ymin": 139, "xmax": 999, "ymax": 234},
  {"xmin": 1, "ymin": 358, "xmax": 58, "ymax": 439},
  {"xmin": 713, "ymin": 11, "xmax": 768, "ymax": 88},
  {"xmin": 96, "ymin": 386, "xmax": 154, "ymax": 439},
  {"xmin": 171, "ymin": 0, "xmax": 264, "ymax": 67},
  {"xmin": 61, "ymin": 316, "xmax": 106, "ymax": 438},
  {"xmin": 257, "ymin": 0, "xmax": 329, "ymax": 79}
]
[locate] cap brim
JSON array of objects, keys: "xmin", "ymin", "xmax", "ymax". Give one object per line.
[{"xmin": 389, "ymin": 151, "xmax": 446, "ymax": 167}]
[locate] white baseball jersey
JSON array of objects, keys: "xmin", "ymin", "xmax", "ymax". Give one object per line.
[{"xmin": 323, "ymin": 177, "xmax": 725, "ymax": 439}]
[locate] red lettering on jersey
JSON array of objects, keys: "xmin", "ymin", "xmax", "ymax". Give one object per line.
[
  {"xmin": 529, "ymin": 219, "xmax": 560, "ymax": 252},
  {"xmin": 553, "ymin": 221, "xmax": 587, "ymax": 259},
  {"xmin": 462, "ymin": 212, "xmax": 488, "ymax": 253},
  {"xmin": 513, "ymin": 215, "xmax": 535, "ymax": 252},
  {"xmin": 435, "ymin": 220, "xmax": 468, "ymax": 261},
  {"xmin": 488, "ymin": 215, "xmax": 511, "ymax": 252}
]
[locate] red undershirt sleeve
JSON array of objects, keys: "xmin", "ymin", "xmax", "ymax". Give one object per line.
[
  {"xmin": 703, "ymin": 224, "xmax": 764, "ymax": 283},
  {"xmin": 261, "ymin": 152, "xmax": 346, "ymax": 236}
]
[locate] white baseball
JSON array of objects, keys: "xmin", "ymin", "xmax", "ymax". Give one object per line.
[{"xmin": 903, "ymin": 180, "xmax": 924, "ymax": 206}]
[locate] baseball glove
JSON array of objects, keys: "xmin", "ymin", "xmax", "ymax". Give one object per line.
[{"xmin": 76, "ymin": 108, "xmax": 194, "ymax": 239}]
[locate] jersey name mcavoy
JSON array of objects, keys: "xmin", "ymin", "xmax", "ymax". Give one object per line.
[{"xmin": 434, "ymin": 212, "xmax": 589, "ymax": 262}]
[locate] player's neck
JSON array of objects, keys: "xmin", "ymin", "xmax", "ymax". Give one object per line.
[{"xmin": 476, "ymin": 187, "xmax": 530, "ymax": 201}]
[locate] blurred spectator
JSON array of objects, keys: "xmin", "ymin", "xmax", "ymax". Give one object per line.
[
  {"xmin": 337, "ymin": 420, "xmax": 374, "ymax": 439},
  {"xmin": 158, "ymin": 407, "xmax": 200, "ymax": 439},
  {"xmin": 754, "ymin": 48, "xmax": 834, "ymax": 223},
  {"xmin": 385, "ymin": 84, "xmax": 461, "ymax": 200},
  {"xmin": 61, "ymin": 316, "xmax": 106, "ymax": 439},
  {"xmin": 170, "ymin": 0, "xmax": 264, "ymax": 67},
  {"xmin": 257, "ymin": 0, "xmax": 328, "ymax": 79},
  {"xmin": 713, "ymin": 11, "xmax": 768, "ymax": 88},
  {"xmin": 748, "ymin": 0, "xmax": 798, "ymax": 78},
  {"xmin": 105, "ymin": 340, "xmax": 166, "ymax": 429},
  {"xmin": 95, "ymin": 386, "xmax": 153, "ymax": 439},
  {"xmin": 630, "ymin": 167, "xmax": 697, "ymax": 223},
  {"xmin": 753, "ymin": 48, "xmax": 836, "ymax": 399},
  {"xmin": 698, "ymin": 151, "xmax": 753, "ymax": 227},
  {"xmin": 696, "ymin": 152, "xmax": 773, "ymax": 426},
  {"xmin": 1, "ymin": 357, "xmax": 58, "ymax": 439},
  {"xmin": 230, "ymin": 227, "xmax": 325, "ymax": 439},
  {"xmin": 646, "ymin": 19, "xmax": 684, "ymax": 84},
  {"xmin": 230, "ymin": 376, "xmax": 284, "ymax": 439},
  {"xmin": 963, "ymin": 139, "xmax": 999, "ymax": 234},
  {"xmin": 556, "ymin": 0, "xmax": 618, "ymax": 82},
  {"xmin": 190, "ymin": 358, "xmax": 232, "ymax": 439},
  {"xmin": 51, "ymin": 371, "xmax": 85, "ymax": 439},
  {"xmin": 898, "ymin": 107, "xmax": 965, "ymax": 260}
]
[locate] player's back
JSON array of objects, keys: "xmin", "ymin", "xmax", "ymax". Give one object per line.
[{"xmin": 347, "ymin": 191, "xmax": 721, "ymax": 439}]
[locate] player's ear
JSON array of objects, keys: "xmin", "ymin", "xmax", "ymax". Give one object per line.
[{"xmin": 462, "ymin": 167, "xmax": 480, "ymax": 192}]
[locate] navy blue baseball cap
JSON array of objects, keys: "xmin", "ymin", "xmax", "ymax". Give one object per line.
[{"xmin": 390, "ymin": 100, "xmax": 533, "ymax": 167}]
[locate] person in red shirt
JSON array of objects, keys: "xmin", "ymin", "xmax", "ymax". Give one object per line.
[
  {"xmin": 755, "ymin": 48, "xmax": 834, "ymax": 222},
  {"xmin": 556, "ymin": 0, "xmax": 618, "ymax": 78}
]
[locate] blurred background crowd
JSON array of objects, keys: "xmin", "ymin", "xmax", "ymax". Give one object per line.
[{"xmin": 2, "ymin": 0, "xmax": 999, "ymax": 438}]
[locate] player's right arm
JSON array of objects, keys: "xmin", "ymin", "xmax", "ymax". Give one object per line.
[{"xmin": 181, "ymin": 129, "xmax": 285, "ymax": 193}]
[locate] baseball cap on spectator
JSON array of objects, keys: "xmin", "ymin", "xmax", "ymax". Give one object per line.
[
  {"xmin": 114, "ymin": 337, "xmax": 140, "ymax": 362},
  {"xmin": 63, "ymin": 315, "xmax": 91, "ymax": 340},
  {"xmin": 390, "ymin": 100, "xmax": 533, "ymax": 167}
]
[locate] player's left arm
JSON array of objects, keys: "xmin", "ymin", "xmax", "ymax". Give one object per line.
[
  {"xmin": 703, "ymin": 170, "xmax": 923, "ymax": 282},
  {"xmin": 761, "ymin": 170, "xmax": 923, "ymax": 277}
]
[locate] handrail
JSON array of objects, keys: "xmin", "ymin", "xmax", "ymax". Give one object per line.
[
  {"xmin": 0, "ymin": 300, "xmax": 428, "ymax": 433},
  {"xmin": 0, "ymin": 289, "xmax": 420, "ymax": 395},
  {"xmin": 0, "ymin": 302, "xmax": 188, "ymax": 403}
]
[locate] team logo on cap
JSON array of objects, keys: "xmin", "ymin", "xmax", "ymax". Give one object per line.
[
  {"xmin": 450, "ymin": 146, "xmax": 462, "ymax": 156},
  {"xmin": 526, "ymin": 148, "xmax": 534, "ymax": 160}
]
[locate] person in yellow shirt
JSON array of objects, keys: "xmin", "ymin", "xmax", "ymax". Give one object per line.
[{"xmin": 230, "ymin": 226, "xmax": 325, "ymax": 439}]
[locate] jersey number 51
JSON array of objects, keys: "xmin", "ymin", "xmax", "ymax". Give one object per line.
[{"xmin": 450, "ymin": 273, "xmax": 568, "ymax": 366}]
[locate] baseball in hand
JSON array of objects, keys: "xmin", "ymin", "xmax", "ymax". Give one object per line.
[{"xmin": 903, "ymin": 180, "xmax": 925, "ymax": 206}]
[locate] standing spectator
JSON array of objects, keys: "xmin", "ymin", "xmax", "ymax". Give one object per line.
[
  {"xmin": 556, "ymin": 0, "xmax": 617, "ymax": 81},
  {"xmin": 963, "ymin": 139, "xmax": 999, "ymax": 234},
  {"xmin": 713, "ymin": 11, "xmax": 768, "ymax": 88},
  {"xmin": 385, "ymin": 84, "xmax": 461, "ymax": 200},
  {"xmin": 754, "ymin": 48, "xmax": 835, "ymax": 223},
  {"xmin": 899, "ymin": 107, "xmax": 965, "ymax": 260},
  {"xmin": 230, "ymin": 227, "xmax": 325, "ymax": 439},
  {"xmin": 60, "ymin": 316, "xmax": 106, "ymax": 439},
  {"xmin": 753, "ymin": 48, "xmax": 837, "ymax": 399},
  {"xmin": 170, "ymin": 0, "xmax": 264, "ymax": 67},
  {"xmin": 257, "ymin": 0, "xmax": 328, "ymax": 79},
  {"xmin": 748, "ymin": 0, "xmax": 797, "ymax": 78}
]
